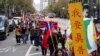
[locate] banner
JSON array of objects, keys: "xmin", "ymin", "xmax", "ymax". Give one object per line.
[{"xmin": 68, "ymin": 2, "xmax": 88, "ymax": 56}]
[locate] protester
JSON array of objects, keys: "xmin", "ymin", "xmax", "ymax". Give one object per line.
[
  {"xmin": 14, "ymin": 25, "xmax": 21, "ymax": 45},
  {"xmin": 26, "ymin": 22, "xmax": 30, "ymax": 41},
  {"xmin": 34, "ymin": 26, "xmax": 41, "ymax": 51},
  {"xmin": 57, "ymin": 27, "xmax": 67, "ymax": 49},
  {"xmin": 62, "ymin": 30, "xmax": 67, "ymax": 49},
  {"xmin": 57, "ymin": 27, "xmax": 62, "ymax": 43},
  {"xmin": 48, "ymin": 31, "xmax": 58, "ymax": 56},
  {"xmin": 54, "ymin": 48, "xmax": 65, "ymax": 56},
  {"xmin": 39, "ymin": 30, "xmax": 47, "ymax": 56},
  {"xmin": 21, "ymin": 24, "xmax": 27, "ymax": 44},
  {"xmin": 30, "ymin": 26, "xmax": 35, "ymax": 44}
]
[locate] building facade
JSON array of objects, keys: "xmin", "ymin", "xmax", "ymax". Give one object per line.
[
  {"xmin": 48, "ymin": 0, "xmax": 55, "ymax": 5},
  {"xmin": 71, "ymin": 0, "xmax": 96, "ymax": 4},
  {"xmin": 40, "ymin": 0, "xmax": 59, "ymax": 10},
  {"xmin": 40, "ymin": 0, "xmax": 43, "ymax": 10},
  {"xmin": 40, "ymin": 0, "xmax": 49, "ymax": 10}
]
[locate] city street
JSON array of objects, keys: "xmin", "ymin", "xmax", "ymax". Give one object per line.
[
  {"xmin": 0, "ymin": 0, "xmax": 99, "ymax": 56},
  {"xmin": 0, "ymin": 31, "xmax": 49, "ymax": 56}
]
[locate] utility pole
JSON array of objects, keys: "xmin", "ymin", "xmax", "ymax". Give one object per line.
[{"xmin": 4, "ymin": 0, "xmax": 8, "ymax": 16}]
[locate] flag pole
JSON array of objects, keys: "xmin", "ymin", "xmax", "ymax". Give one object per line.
[{"xmin": 47, "ymin": 21, "xmax": 56, "ymax": 50}]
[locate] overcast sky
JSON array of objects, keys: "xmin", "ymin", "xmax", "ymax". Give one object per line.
[
  {"xmin": 33, "ymin": 0, "xmax": 40, "ymax": 11},
  {"xmin": 34, "ymin": 0, "xmax": 40, "ymax": 4}
]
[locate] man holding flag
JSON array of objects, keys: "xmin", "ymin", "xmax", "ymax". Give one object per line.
[{"xmin": 41, "ymin": 21, "xmax": 58, "ymax": 56}]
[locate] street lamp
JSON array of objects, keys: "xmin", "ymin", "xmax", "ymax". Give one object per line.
[
  {"xmin": 60, "ymin": 7, "xmax": 65, "ymax": 18},
  {"xmin": 93, "ymin": 6, "xmax": 97, "ymax": 20},
  {"xmin": 62, "ymin": 7, "xmax": 65, "ymax": 10}
]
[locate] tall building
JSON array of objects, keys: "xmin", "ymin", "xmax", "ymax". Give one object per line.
[
  {"xmin": 55, "ymin": 0, "xmax": 58, "ymax": 2},
  {"xmin": 83, "ymin": 0, "xmax": 95, "ymax": 3},
  {"xmin": 40, "ymin": 0, "xmax": 49, "ymax": 10},
  {"xmin": 71, "ymin": 0, "xmax": 96, "ymax": 4},
  {"xmin": 40, "ymin": 0, "xmax": 43, "ymax": 10},
  {"xmin": 33, "ymin": 0, "xmax": 35, "ymax": 7},
  {"xmin": 48, "ymin": 0, "xmax": 55, "ymax": 5},
  {"xmin": 40, "ymin": 0, "xmax": 57, "ymax": 10},
  {"xmin": 43, "ymin": 2, "xmax": 48, "ymax": 9}
]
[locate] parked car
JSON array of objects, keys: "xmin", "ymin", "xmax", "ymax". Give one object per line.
[
  {"xmin": 8, "ymin": 19, "xmax": 14, "ymax": 32},
  {"xmin": 0, "ymin": 15, "xmax": 9, "ymax": 40},
  {"xmin": 10, "ymin": 17, "xmax": 21, "ymax": 29},
  {"xmin": 13, "ymin": 17, "xmax": 21, "ymax": 25}
]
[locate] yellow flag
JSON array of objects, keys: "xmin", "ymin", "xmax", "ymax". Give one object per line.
[{"xmin": 68, "ymin": 2, "xmax": 88, "ymax": 56}]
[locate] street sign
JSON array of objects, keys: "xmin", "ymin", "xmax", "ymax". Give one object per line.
[{"xmin": 68, "ymin": 2, "xmax": 88, "ymax": 56}]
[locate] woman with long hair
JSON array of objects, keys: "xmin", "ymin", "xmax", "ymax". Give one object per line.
[{"xmin": 55, "ymin": 49, "xmax": 65, "ymax": 56}]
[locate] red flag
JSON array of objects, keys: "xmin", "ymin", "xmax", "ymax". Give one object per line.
[
  {"xmin": 39, "ymin": 21, "xmax": 58, "ymax": 29},
  {"xmin": 42, "ymin": 22, "xmax": 56, "ymax": 49}
]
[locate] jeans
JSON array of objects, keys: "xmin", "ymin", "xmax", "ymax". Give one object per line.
[
  {"xmin": 22, "ymin": 34, "xmax": 27, "ymax": 44},
  {"xmin": 26, "ymin": 34, "xmax": 29, "ymax": 41}
]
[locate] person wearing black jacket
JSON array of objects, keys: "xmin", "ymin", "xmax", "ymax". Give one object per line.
[
  {"xmin": 57, "ymin": 28, "xmax": 67, "ymax": 49},
  {"xmin": 30, "ymin": 26, "xmax": 35, "ymax": 44},
  {"xmin": 21, "ymin": 25, "xmax": 27, "ymax": 44},
  {"xmin": 48, "ymin": 32, "xmax": 58, "ymax": 56},
  {"xmin": 57, "ymin": 28, "xmax": 62, "ymax": 43},
  {"xmin": 62, "ymin": 30, "xmax": 67, "ymax": 49},
  {"xmin": 39, "ymin": 31, "xmax": 47, "ymax": 56},
  {"xmin": 34, "ymin": 27, "xmax": 42, "ymax": 51}
]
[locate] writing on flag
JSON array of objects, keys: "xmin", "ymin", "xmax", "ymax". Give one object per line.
[{"xmin": 68, "ymin": 2, "xmax": 88, "ymax": 56}]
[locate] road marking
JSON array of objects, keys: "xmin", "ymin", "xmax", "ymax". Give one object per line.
[
  {"xmin": 0, "ymin": 50, "xmax": 3, "ymax": 53},
  {"xmin": 5, "ymin": 46, "xmax": 11, "ymax": 52},
  {"xmin": 0, "ymin": 48, "xmax": 6, "ymax": 51},
  {"xmin": 12, "ymin": 46, "xmax": 16, "ymax": 52},
  {"xmin": 29, "ymin": 52, "xmax": 41, "ymax": 56},
  {"xmin": 25, "ymin": 45, "xmax": 33, "ymax": 56},
  {"xmin": 0, "ymin": 46, "xmax": 17, "ymax": 53},
  {"xmin": 0, "ymin": 46, "xmax": 10, "ymax": 52}
]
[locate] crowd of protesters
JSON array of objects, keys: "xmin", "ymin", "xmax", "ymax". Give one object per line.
[
  {"xmin": 13, "ymin": 18, "xmax": 68, "ymax": 56},
  {"xmin": 13, "ymin": 17, "xmax": 100, "ymax": 56}
]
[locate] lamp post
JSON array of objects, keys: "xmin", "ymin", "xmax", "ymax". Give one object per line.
[
  {"xmin": 60, "ymin": 7, "xmax": 65, "ymax": 18},
  {"xmin": 62, "ymin": 7, "xmax": 65, "ymax": 18},
  {"xmin": 4, "ymin": 0, "xmax": 8, "ymax": 16}
]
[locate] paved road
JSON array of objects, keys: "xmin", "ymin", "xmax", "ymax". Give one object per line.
[
  {"xmin": 0, "ymin": 32, "xmax": 31, "ymax": 56},
  {"xmin": 0, "ymin": 18, "xmax": 69, "ymax": 56},
  {"xmin": 0, "ymin": 32, "xmax": 48, "ymax": 56}
]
